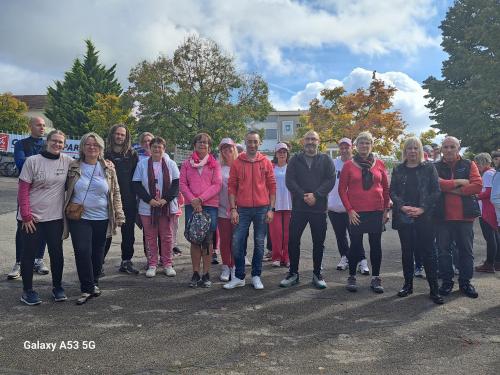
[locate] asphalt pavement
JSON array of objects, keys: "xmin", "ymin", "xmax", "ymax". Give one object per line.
[{"xmin": 0, "ymin": 176, "xmax": 499, "ymax": 374}]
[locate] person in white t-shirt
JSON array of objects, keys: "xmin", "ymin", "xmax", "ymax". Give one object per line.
[
  {"xmin": 132, "ymin": 137, "xmax": 180, "ymax": 278},
  {"xmin": 217, "ymin": 138, "xmax": 238, "ymax": 282},
  {"xmin": 327, "ymin": 138, "xmax": 367, "ymax": 273},
  {"xmin": 17, "ymin": 130, "xmax": 73, "ymax": 306},
  {"xmin": 269, "ymin": 143, "xmax": 292, "ymax": 268}
]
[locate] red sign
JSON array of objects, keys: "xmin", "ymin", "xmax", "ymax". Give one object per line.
[{"xmin": 0, "ymin": 133, "xmax": 9, "ymax": 152}]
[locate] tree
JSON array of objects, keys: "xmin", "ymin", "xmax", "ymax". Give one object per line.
[
  {"xmin": 423, "ymin": 0, "xmax": 500, "ymax": 153},
  {"xmin": 0, "ymin": 93, "xmax": 29, "ymax": 133},
  {"xmin": 303, "ymin": 76, "xmax": 406, "ymax": 155},
  {"xmin": 126, "ymin": 35, "xmax": 273, "ymax": 148},
  {"xmin": 46, "ymin": 40, "xmax": 122, "ymax": 137},
  {"xmin": 86, "ymin": 94, "xmax": 136, "ymax": 139},
  {"xmin": 419, "ymin": 129, "xmax": 438, "ymax": 146}
]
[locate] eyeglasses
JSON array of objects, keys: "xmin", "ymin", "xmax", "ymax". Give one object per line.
[
  {"xmin": 85, "ymin": 143, "xmax": 100, "ymax": 148},
  {"xmin": 304, "ymin": 137, "xmax": 319, "ymax": 141},
  {"xmin": 196, "ymin": 141, "xmax": 209, "ymax": 145}
]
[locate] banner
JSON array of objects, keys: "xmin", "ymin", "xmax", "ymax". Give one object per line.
[{"xmin": 0, "ymin": 133, "xmax": 80, "ymax": 157}]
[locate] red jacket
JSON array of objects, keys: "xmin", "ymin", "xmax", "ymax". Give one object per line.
[
  {"xmin": 339, "ymin": 159, "xmax": 390, "ymax": 213},
  {"xmin": 228, "ymin": 152, "xmax": 276, "ymax": 208}
]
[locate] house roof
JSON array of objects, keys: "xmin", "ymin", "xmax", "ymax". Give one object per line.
[{"xmin": 13, "ymin": 95, "xmax": 48, "ymax": 110}]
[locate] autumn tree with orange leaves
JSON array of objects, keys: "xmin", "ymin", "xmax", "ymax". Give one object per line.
[{"xmin": 300, "ymin": 76, "xmax": 406, "ymax": 155}]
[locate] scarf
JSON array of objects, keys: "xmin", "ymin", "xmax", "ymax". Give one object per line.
[
  {"xmin": 41, "ymin": 150, "xmax": 60, "ymax": 160},
  {"xmin": 147, "ymin": 156, "xmax": 171, "ymax": 225},
  {"xmin": 354, "ymin": 153, "xmax": 375, "ymax": 190},
  {"xmin": 189, "ymin": 152, "xmax": 217, "ymax": 169}
]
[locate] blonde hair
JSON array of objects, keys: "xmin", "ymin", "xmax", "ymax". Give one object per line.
[
  {"xmin": 79, "ymin": 132, "xmax": 105, "ymax": 161},
  {"xmin": 354, "ymin": 131, "xmax": 374, "ymax": 145},
  {"xmin": 220, "ymin": 144, "xmax": 238, "ymax": 166},
  {"xmin": 138, "ymin": 132, "xmax": 154, "ymax": 145},
  {"xmin": 46, "ymin": 129, "xmax": 66, "ymax": 142},
  {"xmin": 402, "ymin": 137, "xmax": 424, "ymax": 163}
]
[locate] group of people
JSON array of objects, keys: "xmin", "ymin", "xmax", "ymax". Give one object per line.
[{"xmin": 7, "ymin": 116, "xmax": 500, "ymax": 307}]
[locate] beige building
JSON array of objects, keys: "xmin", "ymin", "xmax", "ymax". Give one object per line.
[{"xmin": 14, "ymin": 95, "xmax": 53, "ymax": 130}]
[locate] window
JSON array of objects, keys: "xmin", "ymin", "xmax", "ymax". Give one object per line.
[
  {"xmin": 282, "ymin": 120, "xmax": 294, "ymax": 136},
  {"xmin": 264, "ymin": 129, "xmax": 278, "ymax": 140}
]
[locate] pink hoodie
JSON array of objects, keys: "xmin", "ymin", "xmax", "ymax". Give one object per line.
[{"xmin": 180, "ymin": 159, "xmax": 222, "ymax": 207}]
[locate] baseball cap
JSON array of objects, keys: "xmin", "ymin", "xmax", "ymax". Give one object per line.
[
  {"xmin": 218, "ymin": 138, "xmax": 235, "ymax": 149},
  {"xmin": 338, "ymin": 138, "xmax": 352, "ymax": 146},
  {"xmin": 275, "ymin": 142, "xmax": 289, "ymax": 152}
]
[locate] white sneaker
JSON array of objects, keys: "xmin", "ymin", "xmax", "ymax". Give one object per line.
[
  {"xmin": 145, "ymin": 266, "xmax": 157, "ymax": 278},
  {"xmin": 251, "ymin": 276, "xmax": 264, "ymax": 290},
  {"xmin": 164, "ymin": 266, "xmax": 176, "ymax": 277},
  {"xmin": 219, "ymin": 265, "xmax": 230, "ymax": 282},
  {"xmin": 245, "ymin": 256, "xmax": 251, "ymax": 266},
  {"xmin": 7, "ymin": 262, "xmax": 21, "ymax": 279},
  {"xmin": 337, "ymin": 256, "xmax": 349, "ymax": 271},
  {"xmin": 272, "ymin": 261, "xmax": 281, "ymax": 267},
  {"xmin": 358, "ymin": 259, "xmax": 370, "ymax": 275},
  {"xmin": 223, "ymin": 277, "xmax": 245, "ymax": 289}
]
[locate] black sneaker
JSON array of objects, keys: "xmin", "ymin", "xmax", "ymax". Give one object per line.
[
  {"xmin": 189, "ymin": 272, "xmax": 201, "ymax": 288},
  {"xmin": 211, "ymin": 253, "xmax": 219, "ymax": 265},
  {"xmin": 21, "ymin": 290, "xmax": 42, "ymax": 306},
  {"xmin": 459, "ymin": 283, "xmax": 478, "ymax": 298},
  {"xmin": 52, "ymin": 287, "xmax": 67, "ymax": 302},
  {"xmin": 119, "ymin": 260, "xmax": 139, "ymax": 275},
  {"xmin": 201, "ymin": 273, "xmax": 212, "ymax": 288},
  {"xmin": 173, "ymin": 247, "xmax": 182, "ymax": 256}
]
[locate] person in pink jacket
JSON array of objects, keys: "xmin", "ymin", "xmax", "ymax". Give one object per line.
[{"xmin": 180, "ymin": 133, "xmax": 222, "ymax": 288}]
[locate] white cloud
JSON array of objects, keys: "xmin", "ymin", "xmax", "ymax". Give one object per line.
[
  {"xmin": 272, "ymin": 67, "xmax": 433, "ymax": 134},
  {"xmin": 0, "ymin": 0, "xmax": 441, "ymax": 94}
]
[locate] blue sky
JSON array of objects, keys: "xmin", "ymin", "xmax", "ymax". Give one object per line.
[{"xmin": 0, "ymin": 0, "xmax": 455, "ymax": 134}]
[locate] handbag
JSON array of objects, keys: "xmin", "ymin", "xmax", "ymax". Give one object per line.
[
  {"xmin": 184, "ymin": 211, "xmax": 211, "ymax": 245},
  {"xmin": 65, "ymin": 164, "xmax": 97, "ymax": 220}
]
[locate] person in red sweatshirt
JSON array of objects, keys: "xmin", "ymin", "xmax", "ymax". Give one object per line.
[
  {"xmin": 223, "ymin": 130, "xmax": 276, "ymax": 290},
  {"xmin": 435, "ymin": 136, "xmax": 482, "ymax": 298}
]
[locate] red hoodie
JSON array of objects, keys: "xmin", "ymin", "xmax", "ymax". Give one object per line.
[{"xmin": 228, "ymin": 152, "xmax": 276, "ymax": 208}]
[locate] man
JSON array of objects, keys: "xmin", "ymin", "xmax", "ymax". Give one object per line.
[
  {"xmin": 326, "ymin": 138, "xmax": 368, "ymax": 273},
  {"xmin": 224, "ymin": 130, "xmax": 276, "ymax": 290},
  {"xmin": 435, "ymin": 136, "xmax": 482, "ymax": 298},
  {"xmin": 104, "ymin": 124, "xmax": 139, "ymax": 274},
  {"xmin": 280, "ymin": 131, "xmax": 335, "ymax": 288},
  {"xmin": 8, "ymin": 117, "xmax": 49, "ymax": 279}
]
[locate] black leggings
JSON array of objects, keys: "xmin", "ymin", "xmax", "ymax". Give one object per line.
[
  {"xmin": 20, "ymin": 219, "xmax": 64, "ymax": 291},
  {"xmin": 348, "ymin": 232, "xmax": 382, "ymax": 276}
]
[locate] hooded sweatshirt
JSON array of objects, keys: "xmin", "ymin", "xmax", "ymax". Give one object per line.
[{"xmin": 228, "ymin": 152, "xmax": 276, "ymax": 208}]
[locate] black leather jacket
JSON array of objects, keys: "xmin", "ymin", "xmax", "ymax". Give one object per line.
[{"xmin": 390, "ymin": 161, "xmax": 440, "ymax": 229}]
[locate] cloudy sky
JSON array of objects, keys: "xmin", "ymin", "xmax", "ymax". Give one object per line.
[{"xmin": 0, "ymin": 0, "xmax": 453, "ymax": 134}]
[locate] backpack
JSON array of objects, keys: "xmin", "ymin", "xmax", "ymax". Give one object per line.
[{"xmin": 184, "ymin": 211, "xmax": 211, "ymax": 245}]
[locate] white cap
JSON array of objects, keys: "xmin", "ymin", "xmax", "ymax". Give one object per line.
[
  {"xmin": 275, "ymin": 142, "xmax": 289, "ymax": 152},
  {"xmin": 338, "ymin": 138, "xmax": 352, "ymax": 146}
]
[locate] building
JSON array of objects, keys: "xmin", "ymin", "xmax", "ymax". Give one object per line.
[
  {"xmin": 14, "ymin": 95, "xmax": 53, "ymax": 129},
  {"xmin": 247, "ymin": 110, "xmax": 338, "ymax": 157}
]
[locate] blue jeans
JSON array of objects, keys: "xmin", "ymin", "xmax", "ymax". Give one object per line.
[{"xmin": 232, "ymin": 206, "xmax": 268, "ymax": 279}]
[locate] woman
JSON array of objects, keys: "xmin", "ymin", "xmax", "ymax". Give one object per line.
[
  {"xmin": 269, "ymin": 143, "xmax": 292, "ymax": 267},
  {"xmin": 18, "ymin": 130, "xmax": 73, "ymax": 305},
  {"xmin": 474, "ymin": 152, "xmax": 500, "ymax": 273},
  {"xmin": 64, "ymin": 132, "xmax": 125, "ymax": 305},
  {"xmin": 217, "ymin": 138, "xmax": 238, "ymax": 281},
  {"xmin": 180, "ymin": 133, "xmax": 222, "ymax": 288},
  {"xmin": 390, "ymin": 137, "xmax": 443, "ymax": 304},
  {"xmin": 339, "ymin": 131, "xmax": 390, "ymax": 294},
  {"xmin": 132, "ymin": 137, "xmax": 179, "ymax": 277},
  {"xmin": 137, "ymin": 132, "xmax": 154, "ymax": 161}
]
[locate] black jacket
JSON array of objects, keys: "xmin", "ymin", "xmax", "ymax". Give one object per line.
[
  {"xmin": 104, "ymin": 149, "xmax": 138, "ymax": 211},
  {"xmin": 390, "ymin": 161, "xmax": 440, "ymax": 230},
  {"xmin": 285, "ymin": 152, "xmax": 335, "ymax": 213}
]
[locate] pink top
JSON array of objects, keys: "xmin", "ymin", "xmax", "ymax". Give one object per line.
[
  {"xmin": 18, "ymin": 180, "xmax": 32, "ymax": 221},
  {"xmin": 339, "ymin": 159, "xmax": 390, "ymax": 212},
  {"xmin": 180, "ymin": 159, "xmax": 222, "ymax": 208}
]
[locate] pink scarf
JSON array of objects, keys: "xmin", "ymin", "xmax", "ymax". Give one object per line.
[{"xmin": 189, "ymin": 152, "xmax": 217, "ymax": 169}]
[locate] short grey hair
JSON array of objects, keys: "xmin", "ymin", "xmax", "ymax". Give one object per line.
[
  {"xmin": 442, "ymin": 136, "xmax": 460, "ymax": 148},
  {"xmin": 355, "ymin": 131, "xmax": 374, "ymax": 145},
  {"xmin": 474, "ymin": 152, "xmax": 492, "ymax": 167},
  {"xmin": 79, "ymin": 132, "xmax": 105, "ymax": 161}
]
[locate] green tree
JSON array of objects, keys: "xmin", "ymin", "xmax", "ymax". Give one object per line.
[
  {"xmin": 126, "ymin": 35, "xmax": 273, "ymax": 148},
  {"xmin": 423, "ymin": 0, "xmax": 500, "ymax": 153},
  {"xmin": 419, "ymin": 129, "xmax": 438, "ymax": 146},
  {"xmin": 0, "ymin": 93, "xmax": 29, "ymax": 133},
  {"xmin": 46, "ymin": 40, "xmax": 122, "ymax": 137},
  {"xmin": 86, "ymin": 94, "xmax": 136, "ymax": 139},
  {"xmin": 304, "ymin": 76, "xmax": 406, "ymax": 155}
]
